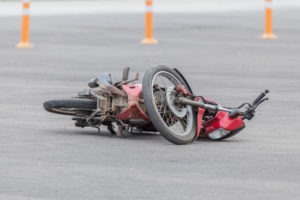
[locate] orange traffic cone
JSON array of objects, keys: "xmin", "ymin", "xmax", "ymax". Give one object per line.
[
  {"xmin": 261, "ymin": 0, "xmax": 277, "ymax": 39},
  {"xmin": 141, "ymin": 0, "xmax": 158, "ymax": 44},
  {"xmin": 16, "ymin": 0, "xmax": 33, "ymax": 48}
]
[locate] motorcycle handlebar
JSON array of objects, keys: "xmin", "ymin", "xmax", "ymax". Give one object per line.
[
  {"xmin": 252, "ymin": 89, "xmax": 269, "ymax": 106},
  {"xmin": 178, "ymin": 88, "xmax": 270, "ymax": 120},
  {"xmin": 177, "ymin": 97, "xmax": 242, "ymax": 118}
]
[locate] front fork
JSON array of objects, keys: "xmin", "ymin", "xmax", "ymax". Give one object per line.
[{"xmin": 176, "ymin": 97, "xmax": 233, "ymax": 113}]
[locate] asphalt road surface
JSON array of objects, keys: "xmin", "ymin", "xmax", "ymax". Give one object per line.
[{"xmin": 1, "ymin": 10, "xmax": 300, "ymax": 200}]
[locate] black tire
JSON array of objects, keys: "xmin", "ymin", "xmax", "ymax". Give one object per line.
[
  {"xmin": 43, "ymin": 99, "xmax": 97, "ymax": 116},
  {"xmin": 142, "ymin": 65, "xmax": 197, "ymax": 145}
]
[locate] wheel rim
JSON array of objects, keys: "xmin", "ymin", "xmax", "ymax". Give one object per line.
[{"xmin": 151, "ymin": 71, "xmax": 194, "ymax": 136}]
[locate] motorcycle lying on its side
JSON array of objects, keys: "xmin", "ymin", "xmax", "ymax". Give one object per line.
[{"xmin": 43, "ymin": 65, "xmax": 269, "ymax": 144}]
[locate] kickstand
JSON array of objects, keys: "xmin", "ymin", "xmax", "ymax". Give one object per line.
[
  {"xmin": 95, "ymin": 126, "xmax": 101, "ymax": 134},
  {"xmin": 87, "ymin": 121, "xmax": 101, "ymax": 134},
  {"xmin": 90, "ymin": 125, "xmax": 101, "ymax": 134}
]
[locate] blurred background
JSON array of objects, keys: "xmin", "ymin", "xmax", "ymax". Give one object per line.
[{"xmin": 1, "ymin": 0, "xmax": 300, "ymax": 16}]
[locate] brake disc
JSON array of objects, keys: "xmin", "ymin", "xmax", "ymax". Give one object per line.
[{"xmin": 166, "ymin": 86, "xmax": 187, "ymax": 118}]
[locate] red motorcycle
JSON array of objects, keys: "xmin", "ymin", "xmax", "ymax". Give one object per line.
[{"xmin": 44, "ymin": 66, "xmax": 269, "ymax": 144}]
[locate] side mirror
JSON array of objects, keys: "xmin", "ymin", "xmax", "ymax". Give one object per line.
[
  {"xmin": 122, "ymin": 67, "xmax": 130, "ymax": 81},
  {"xmin": 88, "ymin": 78, "xmax": 99, "ymax": 88}
]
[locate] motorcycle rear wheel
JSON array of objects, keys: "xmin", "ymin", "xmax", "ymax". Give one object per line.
[
  {"xmin": 43, "ymin": 99, "xmax": 97, "ymax": 116},
  {"xmin": 142, "ymin": 65, "xmax": 197, "ymax": 145}
]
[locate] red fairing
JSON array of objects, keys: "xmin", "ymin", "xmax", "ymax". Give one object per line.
[
  {"xmin": 115, "ymin": 84, "xmax": 151, "ymax": 122},
  {"xmin": 196, "ymin": 108, "xmax": 205, "ymax": 138},
  {"xmin": 204, "ymin": 111, "xmax": 244, "ymax": 134}
]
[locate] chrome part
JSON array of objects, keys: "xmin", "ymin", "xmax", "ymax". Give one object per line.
[
  {"xmin": 151, "ymin": 71, "xmax": 194, "ymax": 137},
  {"xmin": 166, "ymin": 86, "xmax": 187, "ymax": 118},
  {"xmin": 177, "ymin": 97, "xmax": 206, "ymax": 109},
  {"xmin": 168, "ymin": 106, "xmax": 194, "ymax": 136},
  {"xmin": 178, "ymin": 97, "xmax": 232, "ymax": 113},
  {"xmin": 88, "ymin": 78, "xmax": 99, "ymax": 88}
]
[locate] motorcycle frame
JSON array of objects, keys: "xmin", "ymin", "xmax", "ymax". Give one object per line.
[{"xmin": 87, "ymin": 68, "xmax": 268, "ymax": 140}]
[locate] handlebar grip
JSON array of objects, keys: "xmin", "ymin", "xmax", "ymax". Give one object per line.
[{"xmin": 252, "ymin": 89, "xmax": 269, "ymax": 106}]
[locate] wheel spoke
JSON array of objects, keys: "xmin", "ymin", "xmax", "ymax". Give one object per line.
[{"xmin": 151, "ymin": 71, "xmax": 194, "ymax": 136}]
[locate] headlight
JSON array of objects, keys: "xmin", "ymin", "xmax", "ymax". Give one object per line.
[{"xmin": 208, "ymin": 128, "xmax": 231, "ymax": 140}]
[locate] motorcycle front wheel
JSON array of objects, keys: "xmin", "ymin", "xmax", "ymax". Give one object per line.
[
  {"xmin": 43, "ymin": 98, "xmax": 97, "ymax": 116},
  {"xmin": 142, "ymin": 65, "xmax": 197, "ymax": 145}
]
